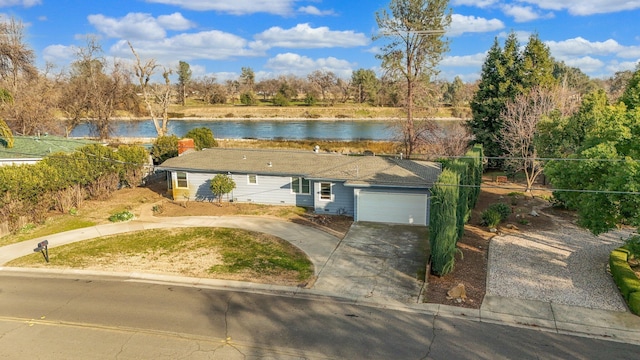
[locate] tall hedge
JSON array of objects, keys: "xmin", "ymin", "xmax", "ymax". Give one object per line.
[
  {"xmin": 0, "ymin": 144, "xmax": 148, "ymax": 233},
  {"xmin": 445, "ymin": 160, "xmax": 469, "ymax": 242},
  {"xmin": 429, "ymin": 169, "xmax": 460, "ymax": 276}
]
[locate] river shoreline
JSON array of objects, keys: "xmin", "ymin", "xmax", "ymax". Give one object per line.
[{"xmin": 65, "ymin": 116, "xmax": 466, "ymax": 122}]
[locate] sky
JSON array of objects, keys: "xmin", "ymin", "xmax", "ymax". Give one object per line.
[{"xmin": 3, "ymin": 0, "xmax": 640, "ymax": 84}]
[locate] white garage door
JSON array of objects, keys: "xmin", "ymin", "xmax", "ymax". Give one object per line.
[{"xmin": 357, "ymin": 191, "xmax": 428, "ymax": 225}]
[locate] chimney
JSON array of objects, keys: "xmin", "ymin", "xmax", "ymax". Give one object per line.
[{"xmin": 178, "ymin": 138, "xmax": 195, "ymax": 156}]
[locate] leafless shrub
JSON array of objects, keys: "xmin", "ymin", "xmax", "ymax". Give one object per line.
[
  {"xmin": 54, "ymin": 184, "xmax": 86, "ymax": 213},
  {"xmin": 86, "ymin": 173, "xmax": 120, "ymax": 200}
]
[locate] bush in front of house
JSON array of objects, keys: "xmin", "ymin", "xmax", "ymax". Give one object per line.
[
  {"xmin": 429, "ymin": 169, "xmax": 460, "ymax": 276},
  {"xmin": 108, "ymin": 210, "xmax": 134, "ymax": 222},
  {"xmin": 210, "ymin": 174, "xmax": 236, "ymax": 204},
  {"xmin": 488, "ymin": 203, "xmax": 511, "ymax": 222},
  {"xmin": 444, "ymin": 160, "xmax": 470, "ymax": 242},
  {"xmin": 481, "ymin": 209, "xmax": 502, "ymax": 228},
  {"xmin": 0, "ymin": 144, "xmax": 147, "ymax": 233}
]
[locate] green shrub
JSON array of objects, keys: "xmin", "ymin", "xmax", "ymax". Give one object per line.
[
  {"xmin": 184, "ymin": 127, "xmax": 218, "ymax": 150},
  {"xmin": 108, "ymin": 211, "xmax": 134, "ymax": 222},
  {"xmin": 429, "ymin": 169, "xmax": 460, "ymax": 276},
  {"xmin": 488, "ymin": 203, "xmax": 511, "ymax": 221},
  {"xmin": 150, "ymin": 135, "xmax": 179, "ymax": 164},
  {"xmin": 629, "ymin": 292, "xmax": 640, "ymax": 316},
  {"xmin": 624, "ymin": 235, "xmax": 640, "ymax": 258},
  {"xmin": 481, "ymin": 209, "xmax": 502, "ymax": 228},
  {"xmin": 609, "ymin": 249, "xmax": 640, "ymax": 301}
]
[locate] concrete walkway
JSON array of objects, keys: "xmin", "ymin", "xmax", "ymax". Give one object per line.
[{"xmin": 2, "ymin": 215, "xmax": 640, "ymax": 345}]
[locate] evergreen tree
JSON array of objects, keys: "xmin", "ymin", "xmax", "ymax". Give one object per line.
[
  {"xmin": 351, "ymin": 68, "xmax": 380, "ymax": 104},
  {"xmin": 468, "ymin": 38, "xmax": 507, "ymax": 166},
  {"xmin": 521, "ymin": 33, "xmax": 556, "ymax": 90},
  {"xmin": 177, "ymin": 61, "xmax": 192, "ymax": 106},
  {"xmin": 469, "ymin": 32, "xmax": 556, "ymax": 167},
  {"xmin": 620, "ymin": 63, "xmax": 640, "ymax": 110}
]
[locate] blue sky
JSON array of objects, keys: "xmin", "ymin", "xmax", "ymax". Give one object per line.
[{"xmin": 3, "ymin": 0, "xmax": 640, "ymax": 83}]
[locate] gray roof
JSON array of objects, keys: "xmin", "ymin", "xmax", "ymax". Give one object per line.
[{"xmin": 158, "ymin": 148, "xmax": 441, "ymax": 188}]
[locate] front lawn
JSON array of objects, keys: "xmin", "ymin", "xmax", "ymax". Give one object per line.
[{"xmin": 6, "ymin": 227, "xmax": 314, "ymax": 286}]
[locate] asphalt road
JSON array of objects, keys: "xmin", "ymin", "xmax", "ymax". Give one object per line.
[{"xmin": 1, "ymin": 272, "xmax": 639, "ymax": 359}]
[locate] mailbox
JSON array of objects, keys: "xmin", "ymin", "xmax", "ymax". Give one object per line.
[{"xmin": 33, "ymin": 240, "xmax": 49, "ymax": 263}]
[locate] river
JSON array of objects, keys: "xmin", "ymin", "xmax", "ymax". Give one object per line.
[{"xmin": 68, "ymin": 119, "xmax": 460, "ymax": 141}]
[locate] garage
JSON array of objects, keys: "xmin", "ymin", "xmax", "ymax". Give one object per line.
[{"xmin": 356, "ymin": 190, "xmax": 429, "ymax": 226}]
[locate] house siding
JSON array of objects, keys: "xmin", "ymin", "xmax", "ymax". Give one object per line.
[
  {"xmin": 170, "ymin": 171, "xmax": 313, "ymax": 207},
  {"xmin": 313, "ymin": 181, "xmax": 354, "ymax": 215}
]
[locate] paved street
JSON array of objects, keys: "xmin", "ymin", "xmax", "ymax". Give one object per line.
[{"xmin": 2, "ymin": 274, "xmax": 639, "ymax": 360}]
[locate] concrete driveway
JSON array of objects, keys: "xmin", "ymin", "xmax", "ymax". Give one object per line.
[{"xmin": 313, "ymin": 222, "xmax": 428, "ymax": 305}]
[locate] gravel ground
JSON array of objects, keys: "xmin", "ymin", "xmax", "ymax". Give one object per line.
[{"xmin": 487, "ymin": 218, "xmax": 631, "ymax": 312}]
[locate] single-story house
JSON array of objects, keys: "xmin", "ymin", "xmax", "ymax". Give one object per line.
[
  {"xmin": 157, "ymin": 148, "xmax": 442, "ymax": 226},
  {"xmin": 0, "ymin": 135, "xmax": 96, "ymax": 166}
]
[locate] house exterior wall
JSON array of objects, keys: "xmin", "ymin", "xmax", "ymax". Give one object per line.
[
  {"xmin": 168, "ymin": 171, "xmax": 313, "ymax": 207},
  {"xmin": 313, "ymin": 181, "xmax": 354, "ymax": 215}
]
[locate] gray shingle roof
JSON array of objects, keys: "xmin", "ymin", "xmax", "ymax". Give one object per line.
[{"xmin": 158, "ymin": 148, "xmax": 441, "ymax": 188}]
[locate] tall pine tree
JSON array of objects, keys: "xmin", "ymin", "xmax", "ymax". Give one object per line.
[{"xmin": 468, "ymin": 32, "xmax": 556, "ymax": 167}]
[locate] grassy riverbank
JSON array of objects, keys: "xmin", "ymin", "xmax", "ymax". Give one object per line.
[{"xmin": 166, "ymin": 102, "xmax": 457, "ymax": 120}]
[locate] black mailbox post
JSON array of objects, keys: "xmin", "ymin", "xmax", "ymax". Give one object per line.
[{"xmin": 33, "ymin": 240, "xmax": 49, "ymax": 263}]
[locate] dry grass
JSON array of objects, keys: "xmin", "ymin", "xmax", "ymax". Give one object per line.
[{"xmin": 168, "ymin": 103, "xmax": 455, "ymax": 120}]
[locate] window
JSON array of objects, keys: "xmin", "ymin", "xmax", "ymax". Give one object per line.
[
  {"xmin": 248, "ymin": 174, "xmax": 258, "ymax": 185},
  {"xmin": 176, "ymin": 171, "xmax": 188, "ymax": 188},
  {"xmin": 320, "ymin": 182, "xmax": 332, "ymax": 200},
  {"xmin": 291, "ymin": 177, "xmax": 310, "ymax": 194}
]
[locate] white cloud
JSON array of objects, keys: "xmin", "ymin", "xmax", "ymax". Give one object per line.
[
  {"xmin": 157, "ymin": 13, "xmax": 195, "ymax": 31},
  {"xmin": 145, "ymin": 0, "xmax": 295, "ymax": 15},
  {"xmin": 265, "ymin": 52, "xmax": 355, "ymax": 78},
  {"xmin": 448, "ymin": 14, "xmax": 504, "ymax": 36},
  {"xmin": 546, "ymin": 37, "xmax": 623, "ymax": 57},
  {"xmin": 254, "ymin": 23, "xmax": 369, "ymax": 49},
  {"xmin": 497, "ymin": 30, "xmax": 532, "ymax": 44},
  {"xmin": 441, "ymin": 52, "xmax": 487, "ymax": 67},
  {"xmin": 606, "ymin": 60, "xmax": 640, "ymax": 74},
  {"xmin": 0, "ymin": 0, "xmax": 40, "ymax": 7},
  {"xmin": 519, "ymin": 0, "xmax": 640, "ymax": 15},
  {"xmin": 42, "ymin": 44, "xmax": 74, "ymax": 63},
  {"xmin": 298, "ymin": 6, "xmax": 335, "ymax": 16},
  {"xmin": 89, "ymin": 13, "xmax": 194, "ymax": 41},
  {"xmin": 562, "ymin": 56, "xmax": 605, "ymax": 73},
  {"xmin": 111, "ymin": 30, "xmax": 264, "ymax": 63},
  {"xmin": 501, "ymin": 4, "xmax": 553, "ymax": 22},
  {"xmin": 451, "ymin": 0, "xmax": 498, "ymax": 8}
]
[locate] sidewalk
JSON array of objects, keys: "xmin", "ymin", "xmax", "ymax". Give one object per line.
[{"xmin": 2, "ymin": 216, "xmax": 640, "ymax": 345}]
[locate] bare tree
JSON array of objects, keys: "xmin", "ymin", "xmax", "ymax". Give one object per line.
[
  {"xmin": 499, "ymin": 86, "xmax": 556, "ymax": 192},
  {"xmin": 424, "ymin": 121, "xmax": 473, "ymax": 157},
  {"xmin": 129, "ymin": 41, "xmax": 173, "ymax": 137},
  {"xmin": 307, "ymin": 70, "xmax": 337, "ymax": 102},
  {"xmin": 0, "ymin": 17, "xmax": 36, "ymax": 94},
  {"xmin": 5, "ymin": 71, "xmax": 60, "ymax": 136}
]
